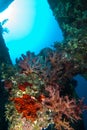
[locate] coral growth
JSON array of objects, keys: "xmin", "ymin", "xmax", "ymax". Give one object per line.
[
  {"xmin": 3, "ymin": 50, "xmax": 87, "ymax": 130},
  {"xmin": 16, "ymin": 51, "xmax": 41, "ymax": 75},
  {"xmin": 0, "ymin": 0, "xmax": 87, "ymax": 129},
  {"xmin": 1, "ymin": 1, "xmax": 87, "ymax": 130},
  {"xmin": 18, "ymin": 82, "xmax": 33, "ymax": 91},
  {"xmin": 1, "ymin": 24, "xmax": 87, "ymax": 130},
  {"xmin": 43, "ymin": 84, "xmax": 87, "ymax": 130},
  {"xmin": 11, "ymin": 94, "xmax": 42, "ymax": 122}
]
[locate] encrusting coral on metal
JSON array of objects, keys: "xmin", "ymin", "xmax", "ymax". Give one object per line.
[
  {"xmin": 1, "ymin": 49, "xmax": 87, "ymax": 130},
  {"xmin": 0, "ymin": 0, "xmax": 87, "ymax": 129}
]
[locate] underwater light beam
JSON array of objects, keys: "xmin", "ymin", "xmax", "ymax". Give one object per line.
[
  {"xmin": 0, "ymin": 0, "xmax": 63, "ymax": 64},
  {"xmin": 0, "ymin": 0, "xmax": 35, "ymax": 40}
]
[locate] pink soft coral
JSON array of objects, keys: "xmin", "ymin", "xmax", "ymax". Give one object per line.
[
  {"xmin": 16, "ymin": 51, "xmax": 41, "ymax": 75},
  {"xmin": 43, "ymin": 84, "xmax": 87, "ymax": 130}
]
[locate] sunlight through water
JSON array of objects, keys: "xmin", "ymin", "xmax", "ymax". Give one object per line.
[
  {"xmin": 0, "ymin": 0, "xmax": 63, "ymax": 63},
  {"xmin": 0, "ymin": 0, "xmax": 35, "ymax": 40}
]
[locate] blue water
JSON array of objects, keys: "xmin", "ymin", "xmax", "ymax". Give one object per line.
[
  {"xmin": 75, "ymin": 75, "xmax": 87, "ymax": 130},
  {"xmin": 1, "ymin": 0, "xmax": 63, "ymax": 64},
  {"xmin": 0, "ymin": 0, "xmax": 87, "ymax": 129}
]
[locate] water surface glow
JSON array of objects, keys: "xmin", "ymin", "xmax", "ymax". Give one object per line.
[
  {"xmin": 0, "ymin": 0, "xmax": 35, "ymax": 39},
  {"xmin": 0, "ymin": 0, "xmax": 63, "ymax": 63}
]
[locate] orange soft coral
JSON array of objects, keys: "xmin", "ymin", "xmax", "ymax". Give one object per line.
[{"xmin": 12, "ymin": 94, "xmax": 42, "ymax": 122}]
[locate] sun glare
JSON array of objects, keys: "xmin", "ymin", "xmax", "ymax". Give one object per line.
[{"xmin": 0, "ymin": 0, "xmax": 35, "ymax": 40}]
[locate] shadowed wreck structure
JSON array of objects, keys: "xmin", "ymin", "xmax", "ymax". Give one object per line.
[
  {"xmin": 0, "ymin": 0, "xmax": 13, "ymax": 130},
  {"xmin": 0, "ymin": 0, "xmax": 14, "ymax": 12},
  {"xmin": 0, "ymin": 21, "xmax": 12, "ymax": 65},
  {"xmin": 0, "ymin": 0, "xmax": 87, "ymax": 130},
  {"xmin": 47, "ymin": 0, "xmax": 87, "ymax": 129},
  {"xmin": 47, "ymin": 0, "xmax": 87, "ymax": 81},
  {"xmin": 0, "ymin": 0, "xmax": 13, "ymax": 65}
]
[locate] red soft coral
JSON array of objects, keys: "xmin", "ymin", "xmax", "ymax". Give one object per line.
[
  {"xmin": 18, "ymin": 82, "xmax": 33, "ymax": 91},
  {"xmin": 12, "ymin": 94, "xmax": 42, "ymax": 122}
]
